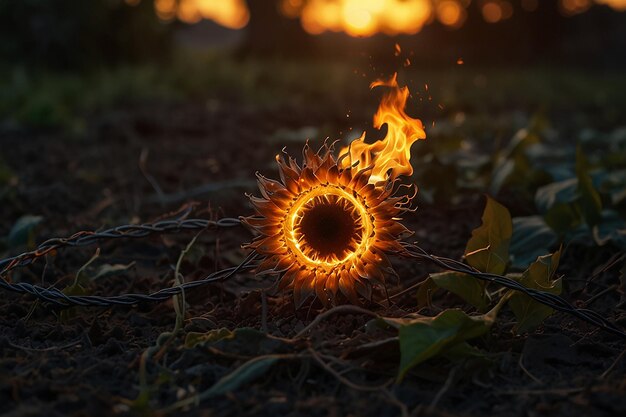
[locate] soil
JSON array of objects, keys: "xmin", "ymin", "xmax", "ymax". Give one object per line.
[{"xmin": 0, "ymin": 97, "xmax": 625, "ymax": 417}]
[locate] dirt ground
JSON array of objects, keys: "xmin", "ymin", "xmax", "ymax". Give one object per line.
[{"xmin": 1, "ymin": 74, "xmax": 625, "ymax": 417}]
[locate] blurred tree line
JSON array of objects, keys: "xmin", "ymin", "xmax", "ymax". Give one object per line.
[
  {"xmin": 0, "ymin": 0, "xmax": 171, "ymax": 69},
  {"xmin": 241, "ymin": 0, "xmax": 626, "ymax": 68},
  {"xmin": 0, "ymin": 0, "xmax": 624, "ymax": 70}
]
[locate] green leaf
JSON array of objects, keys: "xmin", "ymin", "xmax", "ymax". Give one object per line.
[
  {"xmin": 592, "ymin": 210, "xmax": 626, "ymax": 248},
  {"xmin": 165, "ymin": 355, "xmax": 282, "ymax": 412},
  {"xmin": 489, "ymin": 159, "xmax": 515, "ymax": 195},
  {"xmin": 465, "ymin": 196, "xmax": 512, "ymax": 275},
  {"xmin": 388, "ymin": 299, "xmax": 505, "ymax": 381},
  {"xmin": 199, "ymin": 356, "xmax": 279, "ymax": 398},
  {"xmin": 506, "ymin": 128, "xmax": 542, "ymax": 156},
  {"xmin": 576, "ymin": 147, "xmax": 602, "ymax": 227},
  {"xmin": 535, "ymin": 178, "xmax": 578, "ymax": 213},
  {"xmin": 430, "ymin": 271, "xmax": 488, "ymax": 311},
  {"xmin": 416, "ymin": 277, "xmax": 438, "ymax": 309},
  {"xmin": 601, "ymin": 169, "xmax": 626, "ymax": 209},
  {"xmin": 509, "ymin": 248, "xmax": 562, "ymax": 333},
  {"xmin": 543, "ymin": 202, "xmax": 581, "ymax": 235},
  {"xmin": 8, "ymin": 215, "xmax": 43, "ymax": 248},
  {"xmin": 510, "ymin": 216, "xmax": 558, "ymax": 270},
  {"xmin": 490, "ymin": 128, "xmax": 543, "ymax": 194}
]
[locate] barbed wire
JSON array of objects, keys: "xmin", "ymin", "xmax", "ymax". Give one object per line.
[
  {"xmin": 1, "ymin": 252, "xmax": 257, "ymax": 307},
  {"xmin": 0, "ymin": 218, "xmax": 241, "ymax": 276},
  {"xmin": 0, "ymin": 218, "xmax": 249, "ymax": 307},
  {"xmin": 401, "ymin": 242, "xmax": 626, "ymax": 339},
  {"xmin": 0, "ymin": 218, "xmax": 624, "ymax": 339}
]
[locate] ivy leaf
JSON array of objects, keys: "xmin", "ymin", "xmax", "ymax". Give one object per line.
[
  {"xmin": 509, "ymin": 248, "xmax": 562, "ymax": 333},
  {"xmin": 430, "ymin": 271, "xmax": 488, "ymax": 311},
  {"xmin": 535, "ymin": 178, "xmax": 578, "ymax": 213},
  {"xmin": 509, "ymin": 216, "xmax": 558, "ymax": 270},
  {"xmin": 489, "ymin": 159, "xmax": 515, "ymax": 195},
  {"xmin": 416, "ymin": 277, "xmax": 439, "ymax": 309},
  {"xmin": 490, "ymin": 127, "xmax": 545, "ymax": 195},
  {"xmin": 465, "ymin": 196, "xmax": 512, "ymax": 275},
  {"xmin": 592, "ymin": 210, "xmax": 626, "ymax": 248},
  {"xmin": 386, "ymin": 299, "xmax": 505, "ymax": 381},
  {"xmin": 543, "ymin": 202, "xmax": 581, "ymax": 235}
]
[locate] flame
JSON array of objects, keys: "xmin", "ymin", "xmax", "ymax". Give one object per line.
[{"xmin": 340, "ymin": 74, "xmax": 426, "ymax": 184}]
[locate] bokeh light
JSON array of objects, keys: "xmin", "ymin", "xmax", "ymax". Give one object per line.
[
  {"xmin": 560, "ymin": 0, "xmax": 592, "ymax": 15},
  {"xmin": 299, "ymin": 0, "xmax": 436, "ymax": 37},
  {"xmin": 277, "ymin": 0, "xmax": 626, "ymax": 37},
  {"xmin": 129, "ymin": 0, "xmax": 626, "ymax": 35},
  {"xmin": 481, "ymin": 0, "xmax": 513, "ymax": 23},
  {"xmin": 482, "ymin": 1, "xmax": 503, "ymax": 22},
  {"xmin": 437, "ymin": 0, "xmax": 466, "ymax": 28},
  {"xmin": 521, "ymin": 0, "xmax": 539, "ymax": 12},
  {"xmin": 129, "ymin": 0, "xmax": 250, "ymax": 28},
  {"xmin": 597, "ymin": 0, "xmax": 626, "ymax": 10}
]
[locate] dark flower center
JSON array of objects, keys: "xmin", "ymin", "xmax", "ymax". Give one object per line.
[{"xmin": 297, "ymin": 198, "xmax": 362, "ymax": 261}]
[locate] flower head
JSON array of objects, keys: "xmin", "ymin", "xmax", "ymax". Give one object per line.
[{"xmin": 242, "ymin": 142, "xmax": 413, "ymax": 306}]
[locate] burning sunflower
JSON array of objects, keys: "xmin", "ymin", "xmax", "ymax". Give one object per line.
[{"xmin": 242, "ymin": 74, "xmax": 426, "ymax": 306}]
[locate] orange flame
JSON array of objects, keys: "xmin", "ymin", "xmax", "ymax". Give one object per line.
[{"xmin": 341, "ymin": 74, "xmax": 426, "ymax": 184}]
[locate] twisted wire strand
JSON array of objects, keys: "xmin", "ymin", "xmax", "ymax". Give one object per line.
[
  {"xmin": 1, "ymin": 252, "xmax": 257, "ymax": 308},
  {"xmin": 0, "ymin": 218, "xmax": 624, "ymax": 339},
  {"xmin": 0, "ymin": 218, "xmax": 242, "ymax": 275},
  {"xmin": 401, "ymin": 243, "xmax": 626, "ymax": 339},
  {"xmin": 0, "ymin": 218, "xmax": 249, "ymax": 307}
]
